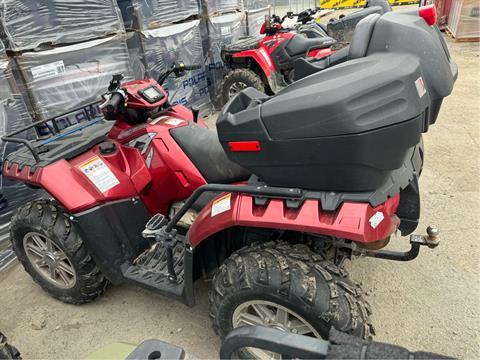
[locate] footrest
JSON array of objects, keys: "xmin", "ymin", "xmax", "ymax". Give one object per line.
[
  {"xmin": 142, "ymin": 213, "xmax": 167, "ymax": 238},
  {"xmin": 122, "ymin": 241, "xmax": 186, "ymax": 299}
]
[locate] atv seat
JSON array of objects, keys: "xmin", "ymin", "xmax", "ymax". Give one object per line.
[
  {"xmin": 285, "ymin": 35, "xmax": 336, "ymax": 57},
  {"xmin": 293, "ymin": 46, "xmax": 350, "ymax": 81},
  {"xmin": 222, "ymin": 36, "xmax": 260, "ymax": 53},
  {"xmin": 170, "ymin": 123, "xmax": 250, "ymax": 184},
  {"xmin": 293, "ymin": 13, "xmax": 381, "ymax": 81}
]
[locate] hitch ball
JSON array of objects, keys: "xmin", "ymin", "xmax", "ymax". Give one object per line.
[{"xmin": 426, "ymin": 225, "xmax": 440, "ymax": 248}]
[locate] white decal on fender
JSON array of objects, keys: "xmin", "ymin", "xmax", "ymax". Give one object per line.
[
  {"xmin": 415, "ymin": 77, "xmax": 426, "ymax": 98},
  {"xmin": 164, "ymin": 118, "xmax": 185, "ymax": 127},
  {"xmin": 369, "ymin": 211, "xmax": 385, "ymax": 229},
  {"xmin": 211, "ymin": 193, "xmax": 232, "ymax": 217},
  {"xmin": 79, "ymin": 156, "xmax": 119, "ymax": 193},
  {"xmin": 145, "ymin": 148, "xmax": 154, "ymax": 168}
]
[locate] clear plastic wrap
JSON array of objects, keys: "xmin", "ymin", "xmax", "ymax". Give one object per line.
[
  {"xmin": 126, "ymin": 31, "xmax": 147, "ymax": 80},
  {"xmin": 244, "ymin": 7, "xmax": 271, "ymax": 37},
  {"xmin": 0, "ymin": 0, "xmax": 124, "ymax": 52},
  {"xmin": 0, "ymin": 41, "xmax": 34, "ymax": 146},
  {"xmin": 205, "ymin": 12, "xmax": 246, "ymax": 103},
  {"xmin": 15, "ymin": 34, "xmax": 133, "ymax": 121},
  {"xmin": 0, "ymin": 40, "xmax": 39, "ymax": 249},
  {"xmin": 243, "ymin": 0, "xmax": 271, "ymax": 11},
  {"xmin": 141, "ymin": 20, "xmax": 211, "ymax": 113},
  {"xmin": 201, "ymin": 0, "xmax": 243, "ymax": 15},
  {"xmin": 118, "ymin": 0, "xmax": 200, "ymax": 30}
]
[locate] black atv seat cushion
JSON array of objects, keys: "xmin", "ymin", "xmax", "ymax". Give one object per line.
[
  {"xmin": 293, "ymin": 46, "xmax": 350, "ymax": 81},
  {"xmin": 223, "ymin": 36, "xmax": 259, "ymax": 53},
  {"xmin": 170, "ymin": 123, "xmax": 250, "ymax": 184},
  {"xmin": 286, "ymin": 35, "xmax": 335, "ymax": 57}
]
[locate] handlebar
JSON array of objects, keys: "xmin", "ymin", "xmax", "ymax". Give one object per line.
[
  {"xmin": 219, "ymin": 327, "xmax": 453, "ymax": 360},
  {"xmin": 104, "ymin": 92, "xmax": 124, "ymax": 113},
  {"xmin": 100, "ymin": 90, "xmax": 125, "ymax": 120},
  {"xmin": 158, "ymin": 63, "xmax": 202, "ymax": 85},
  {"xmin": 182, "ymin": 64, "xmax": 202, "ymax": 71}
]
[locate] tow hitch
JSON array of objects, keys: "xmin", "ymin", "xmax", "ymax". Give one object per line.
[{"xmin": 364, "ymin": 226, "xmax": 440, "ymax": 262}]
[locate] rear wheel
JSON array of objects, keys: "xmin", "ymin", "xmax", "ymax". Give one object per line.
[
  {"xmin": 219, "ymin": 68, "xmax": 265, "ymax": 106},
  {"xmin": 10, "ymin": 199, "xmax": 109, "ymax": 304},
  {"xmin": 209, "ymin": 241, "xmax": 374, "ymax": 358}
]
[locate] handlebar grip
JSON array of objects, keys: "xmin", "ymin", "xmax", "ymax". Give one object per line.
[
  {"xmin": 183, "ymin": 64, "xmax": 202, "ymax": 71},
  {"xmin": 327, "ymin": 342, "xmax": 453, "ymax": 359},
  {"xmin": 105, "ymin": 92, "xmax": 123, "ymax": 112}
]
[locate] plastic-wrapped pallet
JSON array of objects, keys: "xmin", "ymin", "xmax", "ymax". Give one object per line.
[
  {"xmin": 141, "ymin": 20, "xmax": 211, "ymax": 114},
  {"xmin": 244, "ymin": 6, "xmax": 270, "ymax": 37},
  {"xmin": 0, "ymin": 0, "xmax": 124, "ymax": 52},
  {"xmin": 205, "ymin": 12, "xmax": 246, "ymax": 105},
  {"xmin": 0, "ymin": 40, "xmax": 39, "ymax": 269},
  {"xmin": 117, "ymin": 0, "xmax": 200, "ymax": 30},
  {"xmin": 15, "ymin": 34, "xmax": 133, "ymax": 121},
  {"xmin": 242, "ymin": 0, "xmax": 271, "ymax": 11},
  {"xmin": 201, "ymin": 0, "xmax": 243, "ymax": 16},
  {"xmin": 0, "ymin": 40, "xmax": 35, "ymax": 156}
]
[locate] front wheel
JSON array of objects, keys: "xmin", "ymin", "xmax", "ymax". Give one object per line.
[
  {"xmin": 10, "ymin": 199, "xmax": 109, "ymax": 304},
  {"xmin": 219, "ymin": 68, "xmax": 265, "ymax": 106},
  {"xmin": 209, "ymin": 241, "xmax": 374, "ymax": 358}
]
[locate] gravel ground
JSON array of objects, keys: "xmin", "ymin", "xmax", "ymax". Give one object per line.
[{"xmin": 0, "ymin": 38, "xmax": 479, "ymax": 359}]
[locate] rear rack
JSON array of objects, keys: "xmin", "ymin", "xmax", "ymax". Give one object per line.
[{"xmin": 1, "ymin": 101, "xmax": 102, "ymax": 164}]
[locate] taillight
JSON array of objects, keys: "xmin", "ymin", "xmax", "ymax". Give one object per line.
[
  {"xmin": 419, "ymin": 4, "xmax": 437, "ymax": 26},
  {"xmin": 228, "ymin": 141, "xmax": 261, "ymax": 152}
]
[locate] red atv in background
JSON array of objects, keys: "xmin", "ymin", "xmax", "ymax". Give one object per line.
[
  {"xmin": 219, "ymin": 0, "xmax": 392, "ymax": 105},
  {"xmin": 218, "ymin": 13, "xmax": 337, "ymax": 104},
  {"xmin": 2, "ymin": 7, "xmax": 456, "ymax": 358}
]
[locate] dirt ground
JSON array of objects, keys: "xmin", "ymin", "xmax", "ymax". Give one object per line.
[{"xmin": 0, "ymin": 38, "xmax": 479, "ymax": 359}]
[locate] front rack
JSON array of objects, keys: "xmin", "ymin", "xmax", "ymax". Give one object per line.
[{"xmin": 1, "ymin": 101, "xmax": 102, "ymax": 163}]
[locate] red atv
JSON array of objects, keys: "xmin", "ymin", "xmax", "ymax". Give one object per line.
[
  {"xmin": 2, "ymin": 7, "xmax": 456, "ymax": 357},
  {"xmin": 219, "ymin": 1, "xmax": 393, "ymax": 105},
  {"xmin": 218, "ymin": 13, "xmax": 337, "ymax": 104}
]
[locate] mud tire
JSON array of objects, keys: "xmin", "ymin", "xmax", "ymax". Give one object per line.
[
  {"xmin": 219, "ymin": 68, "xmax": 265, "ymax": 106},
  {"xmin": 209, "ymin": 241, "xmax": 374, "ymax": 344},
  {"xmin": 0, "ymin": 332, "xmax": 21, "ymax": 359},
  {"xmin": 10, "ymin": 199, "xmax": 109, "ymax": 304}
]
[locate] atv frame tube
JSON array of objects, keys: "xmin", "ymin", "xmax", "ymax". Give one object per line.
[{"xmin": 1, "ymin": 101, "xmax": 101, "ymax": 163}]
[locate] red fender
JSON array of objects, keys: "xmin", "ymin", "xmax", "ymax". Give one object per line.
[
  {"xmin": 308, "ymin": 48, "xmax": 336, "ymax": 59},
  {"xmin": 188, "ymin": 193, "xmax": 401, "ymax": 247},
  {"xmin": 233, "ymin": 48, "xmax": 276, "ymax": 78}
]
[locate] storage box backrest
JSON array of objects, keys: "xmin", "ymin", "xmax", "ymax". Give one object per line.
[{"xmin": 216, "ymin": 10, "xmax": 457, "ymax": 192}]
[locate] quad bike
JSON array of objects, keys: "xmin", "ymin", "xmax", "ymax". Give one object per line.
[
  {"xmin": 286, "ymin": 0, "xmax": 391, "ymax": 41},
  {"xmin": 2, "ymin": 6, "xmax": 456, "ymax": 358},
  {"xmin": 219, "ymin": 0, "xmax": 392, "ymax": 104},
  {"xmin": 218, "ymin": 13, "xmax": 337, "ymax": 104}
]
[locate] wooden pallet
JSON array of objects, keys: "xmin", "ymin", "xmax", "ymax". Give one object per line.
[{"xmin": 445, "ymin": 26, "xmax": 480, "ymax": 42}]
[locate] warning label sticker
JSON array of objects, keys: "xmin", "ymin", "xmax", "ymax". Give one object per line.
[
  {"xmin": 211, "ymin": 193, "xmax": 232, "ymax": 217},
  {"xmin": 79, "ymin": 156, "xmax": 119, "ymax": 193},
  {"xmin": 369, "ymin": 211, "xmax": 385, "ymax": 229}
]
